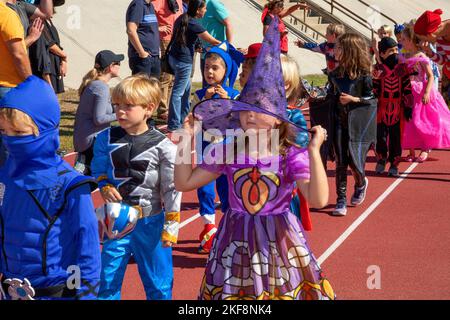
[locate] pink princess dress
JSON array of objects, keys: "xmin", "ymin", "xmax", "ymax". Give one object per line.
[
  {"xmin": 402, "ymin": 56, "xmax": 450, "ymax": 150},
  {"xmin": 197, "ymin": 146, "xmax": 335, "ymax": 300}
]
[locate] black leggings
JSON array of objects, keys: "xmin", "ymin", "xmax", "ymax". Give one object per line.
[
  {"xmin": 333, "ymin": 120, "xmax": 365, "ymax": 201},
  {"xmin": 376, "ymin": 122, "xmax": 401, "ymax": 165}
]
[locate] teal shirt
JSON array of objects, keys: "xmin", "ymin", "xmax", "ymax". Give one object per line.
[{"xmin": 199, "ymin": 0, "xmax": 229, "ymax": 55}]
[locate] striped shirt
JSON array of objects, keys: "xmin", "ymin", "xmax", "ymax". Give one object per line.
[
  {"xmin": 302, "ymin": 41, "xmax": 339, "ymax": 72},
  {"xmin": 431, "ymin": 37, "xmax": 450, "ymax": 78}
]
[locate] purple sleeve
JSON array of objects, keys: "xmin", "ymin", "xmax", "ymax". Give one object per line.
[{"xmin": 286, "ymin": 146, "xmax": 310, "ymax": 181}]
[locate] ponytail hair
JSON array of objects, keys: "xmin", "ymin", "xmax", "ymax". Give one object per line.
[
  {"xmin": 78, "ymin": 67, "xmax": 106, "ymax": 96},
  {"xmin": 174, "ymin": 0, "xmax": 206, "ymax": 47}
]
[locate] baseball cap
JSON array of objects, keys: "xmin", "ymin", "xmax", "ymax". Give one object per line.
[
  {"xmin": 94, "ymin": 50, "xmax": 125, "ymax": 70},
  {"xmin": 244, "ymin": 43, "xmax": 263, "ymax": 59}
]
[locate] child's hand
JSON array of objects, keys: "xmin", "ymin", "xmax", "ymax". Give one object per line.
[
  {"xmin": 372, "ymin": 68, "xmax": 383, "ymax": 79},
  {"xmin": 100, "ymin": 185, "xmax": 123, "ymax": 203},
  {"xmin": 419, "ymin": 41, "xmax": 433, "ymax": 56},
  {"xmin": 308, "ymin": 125, "xmax": 327, "ymax": 151},
  {"xmin": 339, "ymin": 93, "xmax": 359, "ymax": 105},
  {"xmin": 294, "ymin": 39, "xmax": 305, "ymax": 48},
  {"xmin": 159, "ymin": 24, "xmax": 172, "ymax": 35},
  {"xmin": 238, "ymin": 47, "xmax": 247, "ymax": 55},
  {"xmin": 181, "ymin": 113, "xmax": 201, "ymax": 139},
  {"xmin": 422, "ymin": 91, "xmax": 430, "ymax": 104},
  {"xmin": 215, "ymin": 85, "xmax": 229, "ymax": 99},
  {"xmin": 205, "ymin": 86, "xmax": 215, "ymax": 99},
  {"xmin": 295, "ymin": 2, "xmax": 309, "ymax": 10},
  {"xmin": 371, "ymin": 36, "xmax": 378, "ymax": 50},
  {"xmin": 162, "ymin": 241, "xmax": 174, "ymax": 248}
]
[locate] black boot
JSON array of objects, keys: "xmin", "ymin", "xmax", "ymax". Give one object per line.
[{"xmin": 333, "ymin": 166, "xmax": 348, "ymax": 216}]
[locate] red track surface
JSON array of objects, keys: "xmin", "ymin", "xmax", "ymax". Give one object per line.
[{"xmin": 64, "ymin": 115, "xmax": 450, "ymax": 300}]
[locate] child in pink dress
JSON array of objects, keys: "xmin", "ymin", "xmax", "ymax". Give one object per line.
[{"xmin": 401, "ymin": 24, "xmax": 450, "ymax": 161}]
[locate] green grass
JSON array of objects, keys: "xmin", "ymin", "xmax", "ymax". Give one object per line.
[
  {"xmin": 302, "ymin": 74, "xmax": 328, "ymax": 87},
  {"xmin": 58, "ymin": 74, "xmax": 327, "ymax": 152}
]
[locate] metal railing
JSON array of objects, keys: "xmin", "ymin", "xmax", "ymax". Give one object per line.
[
  {"xmin": 246, "ymin": 0, "xmax": 399, "ymax": 45},
  {"xmin": 326, "ymin": 0, "xmax": 375, "ymax": 40},
  {"xmin": 357, "ymin": 0, "xmax": 398, "ymax": 26}
]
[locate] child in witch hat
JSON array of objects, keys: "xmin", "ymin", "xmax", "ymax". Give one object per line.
[{"xmin": 175, "ymin": 18, "xmax": 334, "ymax": 300}]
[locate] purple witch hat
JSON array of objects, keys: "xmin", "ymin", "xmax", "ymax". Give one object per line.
[{"xmin": 193, "ymin": 17, "xmax": 308, "ymax": 134}]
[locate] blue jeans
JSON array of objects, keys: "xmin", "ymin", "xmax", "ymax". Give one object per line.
[
  {"xmin": 129, "ymin": 55, "xmax": 161, "ymax": 78},
  {"xmin": 167, "ymin": 55, "xmax": 192, "ymax": 131},
  {"xmin": 0, "ymin": 86, "xmax": 12, "ymax": 167},
  {"xmin": 197, "ymin": 174, "xmax": 229, "ymax": 215}
]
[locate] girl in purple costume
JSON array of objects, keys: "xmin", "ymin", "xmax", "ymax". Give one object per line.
[{"xmin": 174, "ymin": 18, "xmax": 335, "ymax": 300}]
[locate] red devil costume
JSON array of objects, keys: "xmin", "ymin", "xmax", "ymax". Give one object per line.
[{"xmin": 373, "ymin": 38, "xmax": 414, "ymax": 175}]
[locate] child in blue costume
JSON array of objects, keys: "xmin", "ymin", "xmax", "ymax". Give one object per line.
[
  {"xmin": 192, "ymin": 41, "xmax": 244, "ymax": 253},
  {"xmin": 92, "ymin": 75, "xmax": 182, "ymax": 300},
  {"xmin": 0, "ymin": 76, "xmax": 100, "ymax": 300}
]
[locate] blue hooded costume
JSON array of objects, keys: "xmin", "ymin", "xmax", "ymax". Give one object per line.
[
  {"xmin": 0, "ymin": 76, "xmax": 101, "ymax": 300},
  {"xmin": 194, "ymin": 42, "xmax": 244, "ymax": 252},
  {"xmin": 195, "ymin": 41, "xmax": 243, "ymax": 101}
]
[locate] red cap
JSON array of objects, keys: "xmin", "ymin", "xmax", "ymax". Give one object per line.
[
  {"xmin": 414, "ymin": 9, "xmax": 443, "ymax": 35},
  {"xmin": 244, "ymin": 43, "xmax": 262, "ymax": 59}
]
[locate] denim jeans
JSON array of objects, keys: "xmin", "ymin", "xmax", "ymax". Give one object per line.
[
  {"xmin": 129, "ymin": 55, "xmax": 161, "ymax": 78},
  {"xmin": 0, "ymin": 86, "xmax": 12, "ymax": 167},
  {"xmin": 167, "ymin": 55, "xmax": 193, "ymax": 131}
]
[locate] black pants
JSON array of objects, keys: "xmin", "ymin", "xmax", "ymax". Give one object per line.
[
  {"xmin": 333, "ymin": 118, "xmax": 365, "ymax": 201},
  {"xmin": 129, "ymin": 55, "xmax": 161, "ymax": 79},
  {"xmin": 376, "ymin": 122, "xmax": 401, "ymax": 165}
]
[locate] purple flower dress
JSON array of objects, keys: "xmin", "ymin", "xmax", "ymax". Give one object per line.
[{"xmin": 198, "ymin": 146, "xmax": 335, "ymax": 300}]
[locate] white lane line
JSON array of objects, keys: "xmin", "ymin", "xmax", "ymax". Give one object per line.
[
  {"xmin": 179, "ymin": 213, "xmax": 201, "ymax": 229},
  {"xmin": 317, "ymin": 162, "xmax": 419, "ymax": 265}
]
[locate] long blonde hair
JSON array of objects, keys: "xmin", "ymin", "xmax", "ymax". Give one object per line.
[
  {"xmin": 78, "ymin": 67, "xmax": 107, "ymax": 96},
  {"xmin": 281, "ymin": 54, "xmax": 303, "ymax": 105},
  {"xmin": 336, "ymin": 33, "xmax": 372, "ymax": 79}
]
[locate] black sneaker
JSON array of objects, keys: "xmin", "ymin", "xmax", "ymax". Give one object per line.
[
  {"xmin": 332, "ymin": 199, "xmax": 347, "ymax": 216},
  {"xmin": 375, "ymin": 159, "xmax": 386, "ymax": 174},
  {"xmin": 351, "ymin": 177, "xmax": 369, "ymax": 206},
  {"xmin": 388, "ymin": 165, "xmax": 399, "ymax": 177}
]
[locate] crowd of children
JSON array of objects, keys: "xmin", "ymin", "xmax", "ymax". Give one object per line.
[{"xmin": 1, "ymin": 0, "xmax": 450, "ymax": 301}]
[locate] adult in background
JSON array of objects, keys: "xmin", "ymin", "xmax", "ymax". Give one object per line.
[
  {"xmin": 6, "ymin": 0, "xmax": 55, "ymax": 48},
  {"xmin": 41, "ymin": 9, "xmax": 66, "ymax": 94},
  {"xmin": 153, "ymin": 0, "xmax": 183, "ymax": 120},
  {"xmin": 167, "ymin": 0, "xmax": 220, "ymax": 132},
  {"xmin": 73, "ymin": 50, "xmax": 123, "ymax": 175},
  {"xmin": 199, "ymin": 0, "xmax": 232, "ymax": 87},
  {"xmin": 126, "ymin": 0, "xmax": 168, "ymax": 78},
  {"xmin": 262, "ymin": 0, "xmax": 308, "ymax": 54},
  {"xmin": 0, "ymin": 0, "xmax": 32, "ymax": 166}
]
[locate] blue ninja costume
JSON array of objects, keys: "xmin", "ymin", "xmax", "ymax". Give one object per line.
[{"xmin": 0, "ymin": 76, "xmax": 101, "ymax": 300}]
